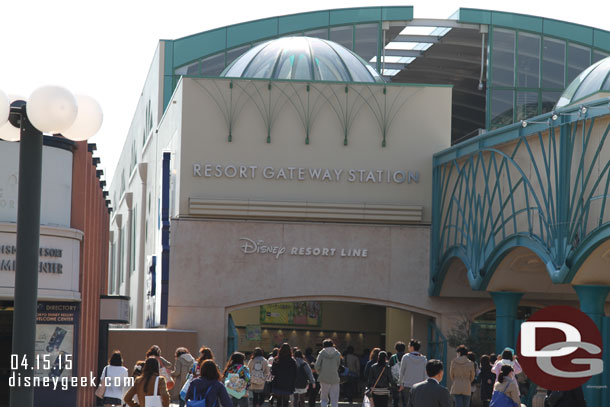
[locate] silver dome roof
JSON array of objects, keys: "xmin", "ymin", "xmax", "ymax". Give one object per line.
[{"xmin": 221, "ymin": 36, "xmax": 384, "ymax": 83}]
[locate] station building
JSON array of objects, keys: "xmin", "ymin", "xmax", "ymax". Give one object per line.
[
  {"xmin": 107, "ymin": 6, "xmax": 610, "ymax": 405},
  {"xmin": 0, "ymin": 136, "xmax": 111, "ymax": 407}
]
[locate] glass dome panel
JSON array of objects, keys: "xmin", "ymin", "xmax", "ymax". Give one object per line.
[
  {"xmin": 220, "ymin": 36, "xmax": 382, "ymax": 83},
  {"xmin": 222, "ymin": 43, "xmax": 267, "ymax": 77},
  {"xmin": 602, "ymin": 70, "xmax": 610, "ymax": 91},
  {"xmin": 557, "ymin": 56, "xmax": 610, "ymax": 108},
  {"xmin": 273, "ymin": 38, "xmax": 313, "ymax": 80},
  {"xmin": 310, "ymin": 40, "xmax": 352, "ymax": 82},
  {"xmin": 572, "ymin": 58, "xmax": 610, "ymax": 100},
  {"xmin": 242, "ymin": 42, "xmax": 284, "ymax": 78},
  {"xmin": 326, "ymin": 41, "xmax": 377, "ymax": 83}
]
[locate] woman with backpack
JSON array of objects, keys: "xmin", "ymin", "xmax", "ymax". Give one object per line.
[
  {"xmin": 363, "ymin": 348, "xmax": 380, "ymax": 381},
  {"xmin": 195, "ymin": 346, "xmax": 217, "ymax": 377},
  {"xmin": 223, "ymin": 352, "xmax": 251, "ymax": 407},
  {"xmin": 247, "ymin": 347, "xmax": 271, "ymax": 407},
  {"xmin": 271, "ymin": 343, "xmax": 298, "ymax": 407},
  {"xmin": 172, "ymin": 347, "xmax": 196, "ymax": 407},
  {"xmin": 293, "ymin": 349, "xmax": 316, "ymax": 407},
  {"xmin": 491, "ymin": 365, "xmax": 524, "ymax": 407},
  {"xmin": 186, "ymin": 359, "xmax": 233, "ymax": 407}
]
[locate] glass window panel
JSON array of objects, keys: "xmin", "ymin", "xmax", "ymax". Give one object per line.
[
  {"xmin": 354, "ymin": 24, "xmax": 378, "ymax": 62},
  {"xmin": 541, "ymin": 91, "xmax": 562, "ymax": 113},
  {"xmin": 572, "ymin": 58, "xmax": 610, "ymax": 101},
  {"xmin": 593, "ymin": 50, "xmax": 609, "ymax": 64},
  {"xmin": 242, "ymin": 42, "xmax": 283, "ymax": 78},
  {"xmin": 567, "ymin": 43, "xmax": 591, "ymax": 84},
  {"xmin": 491, "ymin": 28, "xmax": 516, "ymax": 86},
  {"xmin": 175, "ymin": 60, "xmax": 200, "ymax": 76},
  {"xmin": 311, "ymin": 40, "xmax": 351, "ymax": 82},
  {"xmin": 517, "ymin": 32, "xmax": 540, "ymax": 88},
  {"xmin": 226, "ymin": 46, "xmax": 249, "ymax": 69},
  {"xmin": 222, "ymin": 43, "xmax": 267, "ymax": 77},
  {"xmin": 490, "ymin": 89, "xmax": 514, "ymax": 128},
  {"xmin": 542, "ymin": 38, "xmax": 565, "ymax": 89},
  {"xmin": 330, "ymin": 26, "xmax": 353, "ymax": 50},
  {"xmin": 516, "ymin": 91, "xmax": 539, "ymax": 121},
  {"xmin": 305, "ymin": 29, "xmax": 328, "ymax": 39},
  {"xmin": 201, "ymin": 53, "xmax": 226, "ymax": 76},
  {"xmin": 327, "ymin": 41, "xmax": 374, "ymax": 83}
]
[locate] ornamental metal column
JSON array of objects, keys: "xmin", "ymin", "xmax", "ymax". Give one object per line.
[
  {"xmin": 574, "ymin": 285, "xmax": 610, "ymax": 407},
  {"xmin": 491, "ymin": 292, "xmax": 523, "ymax": 355}
]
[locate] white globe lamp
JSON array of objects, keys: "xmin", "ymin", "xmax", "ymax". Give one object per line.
[{"xmin": 26, "ymin": 86, "xmax": 77, "ymax": 133}]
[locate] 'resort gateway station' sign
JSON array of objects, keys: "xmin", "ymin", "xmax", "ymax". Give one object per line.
[{"xmin": 193, "ymin": 163, "xmax": 419, "ymax": 184}]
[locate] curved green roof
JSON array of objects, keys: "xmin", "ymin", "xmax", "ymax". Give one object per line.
[
  {"xmin": 161, "ymin": 6, "xmax": 610, "ymax": 115},
  {"xmin": 168, "ymin": 6, "xmax": 413, "ymax": 68}
]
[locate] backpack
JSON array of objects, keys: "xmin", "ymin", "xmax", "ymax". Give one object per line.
[
  {"xmin": 295, "ymin": 362, "xmax": 308, "ymax": 389},
  {"xmin": 224, "ymin": 365, "xmax": 248, "ymax": 399},
  {"xmin": 187, "ymin": 383, "xmax": 217, "ymax": 407},
  {"xmin": 250, "ymin": 360, "xmax": 266, "ymax": 386},
  {"xmin": 390, "ymin": 355, "xmax": 401, "ymax": 382}
]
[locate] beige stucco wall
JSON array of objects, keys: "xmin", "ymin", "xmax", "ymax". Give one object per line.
[
  {"xmin": 176, "ymin": 78, "xmax": 451, "ymax": 223},
  {"xmin": 167, "ymin": 219, "xmax": 492, "ymax": 363}
]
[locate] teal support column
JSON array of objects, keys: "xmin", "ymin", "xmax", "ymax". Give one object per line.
[
  {"xmin": 574, "ymin": 285, "xmax": 609, "ymax": 407},
  {"xmin": 574, "ymin": 285, "xmax": 610, "ymax": 328},
  {"xmin": 491, "ymin": 292, "xmax": 523, "ymax": 355}
]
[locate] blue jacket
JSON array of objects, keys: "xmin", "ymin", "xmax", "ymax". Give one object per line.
[{"xmin": 186, "ymin": 378, "xmax": 232, "ymax": 407}]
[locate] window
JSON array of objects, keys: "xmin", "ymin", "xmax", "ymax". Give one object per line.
[
  {"xmin": 354, "ymin": 24, "xmax": 378, "ymax": 63},
  {"xmin": 130, "ymin": 207, "xmax": 137, "ymax": 275},
  {"xmin": 305, "ymin": 28, "xmax": 328, "ymax": 40},
  {"xmin": 593, "ymin": 50, "xmax": 609, "ymax": 64},
  {"xmin": 201, "ymin": 53, "xmax": 226, "ymax": 76},
  {"xmin": 567, "ymin": 43, "xmax": 591, "ymax": 85},
  {"xmin": 110, "ymin": 241, "xmax": 116, "ymax": 293},
  {"xmin": 542, "ymin": 38, "xmax": 565, "ymax": 89},
  {"xmin": 175, "ymin": 60, "xmax": 200, "ymax": 76},
  {"xmin": 226, "ymin": 46, "xmax": 249, "ymax": 68},
  {"xmin": 516, "ymin": 91, "xmax": 538, "ymax": 121},
  {"xmin": 517, "ymin": 33, "xmax": 540, "ymax": 88},
  {"xmin": 491, "ymin": 29, "xmax": 515, "ymax": 86},
  {"xmin": 330, "ymin": 26, "xmax": 353, "ymax": 50},
  {"xmin": 490, "ymin": 89, "xmax": 514, "ymax": 128},
  {"xmin": 120, "ymin": 227, "xmax": 125, "ymax": 284},
  {"xmin": 541, "ymin": 91, "xmax": 562, "ymax": 113}
]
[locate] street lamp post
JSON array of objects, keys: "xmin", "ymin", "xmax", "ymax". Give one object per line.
[{"xmin": 0, "ymin": 87, "xmax": 102, "ymax": 407}]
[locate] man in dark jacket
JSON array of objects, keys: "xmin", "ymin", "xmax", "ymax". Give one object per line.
[
  {"xmin": 407, "ymin": 359, "xmax": 450, "ymax": 407},
  {"xmin": 545, "ymin": 387, "xmax": 586, "ymax": 407}
]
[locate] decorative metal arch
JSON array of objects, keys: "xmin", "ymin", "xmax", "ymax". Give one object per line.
[{"xmin": 431, "ymin": 100, "xmax": 610, "ymax": 295}]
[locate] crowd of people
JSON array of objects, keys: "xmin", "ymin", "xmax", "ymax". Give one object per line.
[{"xmin": 94, "ymin": 340, "xmax": 586, "ymax": 407}]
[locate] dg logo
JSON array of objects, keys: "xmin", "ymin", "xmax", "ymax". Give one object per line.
[{"xmin": 517, "ymin": 305, "xmax": 604, "ymax": 390}]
